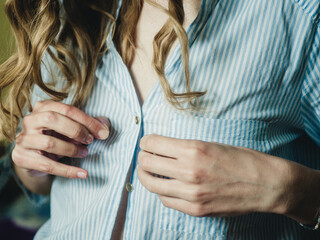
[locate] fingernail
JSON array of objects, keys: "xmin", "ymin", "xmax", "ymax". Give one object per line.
[
  {"xmin": 85, "ymin": 134, "xmax": 94, "ymax": 144},
  {"xmin": 96, "ymin": 117, "xmax": 111, "ymax": 140},
  {"xmin": 140, "ymin": 136, "xmax": 147, "ymax": 148},
  {"xmin": 77, "ymin": 172, "xmax": 87, "ymax": 179},
  {"xmin": 98, "ymin": 128, "xmax": 109, "ymax": 140},
  {"xmin": 78, "ymin": 148, "xmax": 88, "ymax": 157}
]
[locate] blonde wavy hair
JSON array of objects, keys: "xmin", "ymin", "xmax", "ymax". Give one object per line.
[{"xmin": 0, "ymin": 0, "xmax": 205, "ymax": 142}]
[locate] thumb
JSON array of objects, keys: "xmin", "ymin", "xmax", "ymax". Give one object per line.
[{"xmin": 95, "ymin": 116, "xmax": 111, "ymax": 139}]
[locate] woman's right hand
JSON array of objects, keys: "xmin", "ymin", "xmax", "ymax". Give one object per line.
[{"xmin": 12, "ymin": 100, "xmax": 110, "ymax": 180}]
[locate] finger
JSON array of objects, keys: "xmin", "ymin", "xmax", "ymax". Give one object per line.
[
  {"xmin": 158, "ymin": 195, "xmax": 245, "ymax": 217},
  {"xmin": 40, "ymin": 151, "xmax": 61, "ymax": 161},
  {"xmin": 23, "ymin": 111, "xmax": 94, "ymax": 144},
  {"xmin": 137, "ymin": 165, "xmax": 183, "ymax": 198},
  {"xmin": 12, "ymin": 147, "xmax": 88, "ymax": 179},
  {"xmin": 138, "ymin": 165, "xmax": 216, "ymax": 203},
  {"xmin": 158, "ymin": 195, "xmax": 209, "ymax": 217},
  {"xmin": 25, "ymin": 169, "xmax": 50, "ymax": 177},
  {"xmin": 33, "ymin": 101, "xmax": 110, "ymax": 140},
  {"xmin": 139, "ymin": 134, "xmax": 189, "ymax": 158},
  {"xmin": 138, "ymin": 150, "xmax": 186, "ymax": 180},
  {"xmin": 17, "ymin": 134, "xmax": 88, "ymax": 158},
  {"xmin": 42, "ymin": 129, "xmax": 84, "ymax": 145}
]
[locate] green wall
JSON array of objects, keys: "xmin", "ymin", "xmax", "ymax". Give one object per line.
[
  {"xmin": 0, "ymin": 0, "xmax": 14, "ymax": 64},
  {"xmin": 0, "ymin": 0, "xmax": 12, "ymax": 144}
]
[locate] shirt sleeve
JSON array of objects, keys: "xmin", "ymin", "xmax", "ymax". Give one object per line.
[
  {"xmin": 301, "ymin": 25, "xmax": 320, "ymax": 147},
  {"xmin": 1, "ymin": 142, "xmax": 49, "ymax": 206},
  {"xmin": 0, "ymin": 144, "xmax": 14, "ymax": 192}
]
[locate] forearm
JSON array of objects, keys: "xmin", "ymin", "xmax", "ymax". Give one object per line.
[
  {"xmin": 235, "ymin": 146, "xmax": 320, "ymax": 224},
  {"xmin": 14, "ymin": 163, "xmax": 53, "ymax": 195}
]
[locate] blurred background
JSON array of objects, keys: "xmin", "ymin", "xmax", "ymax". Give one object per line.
[
  {"xmin": 0, "ymin": 0, "xmax": 12, "ymax": 64},
  {"xmin": 0, "ymin": 0, "xmax": 50, "ymax": 239}
]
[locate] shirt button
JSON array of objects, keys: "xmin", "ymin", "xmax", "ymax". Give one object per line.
[
  {"xmin": 126, "ymin": 182, "xmax": 134, "ymax": 192},
  {"xmin": 135, "ymin": 116, "xmax": 140, "ymax": 125}
]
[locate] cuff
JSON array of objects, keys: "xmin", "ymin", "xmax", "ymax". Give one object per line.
[{"xmin": 1, "ymin": 143, "xmax": 49, "ymax": 206}]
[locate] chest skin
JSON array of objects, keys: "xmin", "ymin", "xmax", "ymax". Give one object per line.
[{"xmin": 129, "ymin": 0, "xmax": 201, "ymax": 105}]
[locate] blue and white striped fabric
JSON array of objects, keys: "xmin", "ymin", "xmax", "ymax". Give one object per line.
[{"xmin": 31, "ymin": 0, "xmax": 320, "ymax": 239}]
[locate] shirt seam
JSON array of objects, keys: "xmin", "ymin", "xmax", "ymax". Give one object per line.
[{"xmin": 290, "ymin": 0, "xmax": 320, "ymax": 28}]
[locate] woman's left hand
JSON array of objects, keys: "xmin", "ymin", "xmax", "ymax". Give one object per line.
[{"xmin": 137, "ymin": 134, "xmax": 320, "ymax": 224}]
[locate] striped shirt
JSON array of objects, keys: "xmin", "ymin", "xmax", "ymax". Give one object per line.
[{"xmin": 26, "ymin": 0, "xmax": 320, "ymax": 239}]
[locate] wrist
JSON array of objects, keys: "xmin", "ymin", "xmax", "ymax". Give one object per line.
[{"xmin": 277, "ymin": 160, "xmax": 320, "ymax": 225}]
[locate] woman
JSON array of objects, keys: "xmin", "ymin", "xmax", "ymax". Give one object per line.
[{"xmin": 1, "ymin": 0, "xmax": 320, "ymax": 239}]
